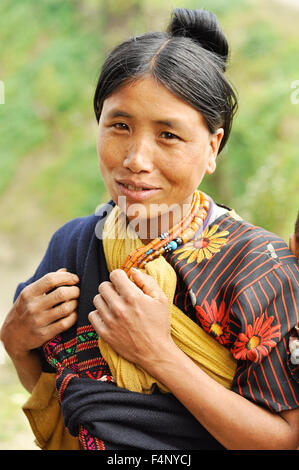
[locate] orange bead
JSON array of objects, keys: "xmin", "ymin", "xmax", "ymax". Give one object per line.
[{"xmin": 120, "ymin": 190, "xmax": 210, "ymax": 274}]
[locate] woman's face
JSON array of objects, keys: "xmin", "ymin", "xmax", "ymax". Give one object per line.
[{"xmin": 97, "ymin": 77, "xmax": 223, "ymax": 233}]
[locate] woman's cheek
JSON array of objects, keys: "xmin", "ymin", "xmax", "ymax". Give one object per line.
[{"xmin": 98, "ymin": 138, "xmax": 118, "ymax": 170}]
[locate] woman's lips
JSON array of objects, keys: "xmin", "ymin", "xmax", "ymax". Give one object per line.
[{"xmin": 116, "ymin": 182, "xmax": 161, "ymax": 201}]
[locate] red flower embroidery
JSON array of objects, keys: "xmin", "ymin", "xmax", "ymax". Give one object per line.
[
  {"xmin": 195, "ymin": 299, "xmax": 230, "ymax": 345},
  {"xmin": 231, "ymin": 314, "xmax": 281, "ymax": 363}
]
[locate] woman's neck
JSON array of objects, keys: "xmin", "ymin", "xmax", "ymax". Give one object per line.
[{"xmin": 127, "ymin": 203, "xmax": 192, "ymax": 246}]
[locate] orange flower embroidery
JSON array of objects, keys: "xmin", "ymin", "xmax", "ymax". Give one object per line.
[
  {"xmin": 195, "ymin": 299, "xmax": 230, "ymax": 345},
  {"xmin": 232, "ymin": 314, "xmax": 281, "ymax": 363},
  {"xmin": 175, "ymin": 225, "xmax": 229, "ymax": 264}
]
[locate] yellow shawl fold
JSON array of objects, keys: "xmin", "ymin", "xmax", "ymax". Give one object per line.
[
  {"xmin": 22, "ymin": 372, "xmax": 80, "ymax": 450},
  {"xmin": 99, "ymin": 205, "xmax": 237, "ymax": 393}
]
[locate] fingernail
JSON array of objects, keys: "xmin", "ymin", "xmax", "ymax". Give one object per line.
[{"xmin": 131, "ymin": 268, "xmax": 141, "ymax": 275}]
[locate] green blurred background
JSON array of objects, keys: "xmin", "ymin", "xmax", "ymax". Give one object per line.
[{"xmin": 0, "ymin": 0, "xmax": 298, "ymax": 450}]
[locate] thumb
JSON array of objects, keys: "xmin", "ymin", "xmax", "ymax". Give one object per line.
[
  {"xmin": 57, "ymin": 268, "xmax": 67, "ymax": 272},
  {"xmin": 130, "ymin": 268, "xmax": 164, "ymax": 300}
]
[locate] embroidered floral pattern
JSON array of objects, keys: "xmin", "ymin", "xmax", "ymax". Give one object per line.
[
  {"xmin": 231, "ymin": 314, "xmax": 281, "ymax": 363},
  {"xmin": 79, "ymin": 426, "xmax": 105, "ymax": 450},
  {"xmin": 175, "ymin": 225, "xmax": 229, "ymax": 264},
  {"xmin": 195, "ymin": 299, "xmax": 230, "ymax": 345}
]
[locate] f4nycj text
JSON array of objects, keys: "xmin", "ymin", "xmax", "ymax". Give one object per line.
[{"xmin": 107, "ymin": 454, "xmax": 191, "ymax": 467}]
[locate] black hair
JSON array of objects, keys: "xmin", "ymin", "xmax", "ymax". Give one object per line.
[{"xmin": 93, "ymin": 8, "xmax": 238, "ymax": 154}]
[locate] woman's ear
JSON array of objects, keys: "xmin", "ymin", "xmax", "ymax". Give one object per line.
[{"xmin": 206, "ymin": 128, "xmax": 224, "ymax": 175}]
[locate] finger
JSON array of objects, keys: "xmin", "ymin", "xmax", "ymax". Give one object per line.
[
  {"xmin": 130, "ymin": 268, "xmax": 163, "ymax": 299},
  {"xmin": 23, "ymin": 270, "xmax": 79, "ymax": 297},
  {"xmin": 43, "ymin": 299, "xmax": 78, "ymax": 325},
  {"xmin": 93, "ymin": 294, "xmax": 111, "ymax": 321},
  {"xmin": 41, "ymin": 285, "xmax": 80, "ymax": 310},
  {"xmin": 109, "ymin": 269, "xmax": 141, "ymax": 297},
  {"xmin": 98, "ymin": 281, "xmax": 119, "ymax": 304},
  {"xmin": 42, "ymin": 312, "xmax": 78, "ymax": 340},
  {"xmin": 88, "ymin": 310, "xmax": 105, "ymax": 334}
]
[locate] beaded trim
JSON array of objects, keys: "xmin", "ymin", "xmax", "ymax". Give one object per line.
[{"xmin": 121, "ymin": 191, "xmax": 210, "ymax": 275}]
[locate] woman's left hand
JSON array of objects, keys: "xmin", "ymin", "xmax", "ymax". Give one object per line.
[{"xmin": 88, "ymin": 268, "xmax": 173, "ymax": 369}]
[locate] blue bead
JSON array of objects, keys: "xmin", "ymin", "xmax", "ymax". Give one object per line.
[{"xmin": 169, "ymin": 241, "xmax": 178, "ymax": 250}]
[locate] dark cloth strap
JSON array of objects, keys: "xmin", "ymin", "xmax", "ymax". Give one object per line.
[{"xmin": 57, "ymin": 366, "xmax": 224, "ymax": 450}]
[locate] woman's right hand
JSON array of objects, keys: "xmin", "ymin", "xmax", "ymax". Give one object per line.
[{"xmin": 0, "ymin": 268, "xmax": 80, "ymax": 359}]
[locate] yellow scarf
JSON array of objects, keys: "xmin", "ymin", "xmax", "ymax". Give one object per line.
[{"xmin": 99, "ymin": 205, "xmax": 237, "ymax": 393}]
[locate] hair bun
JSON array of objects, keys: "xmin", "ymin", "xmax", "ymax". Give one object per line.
[{"xmin": 167, "ymin": 8, "xmax": 229, "ymax": 69}]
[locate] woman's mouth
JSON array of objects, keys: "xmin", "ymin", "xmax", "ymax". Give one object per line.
[
  {"xmin": 122, "ymin": 183, "xmax": 147, "ymax": 191},
  {"xmin": 116, "ymin": 181, "xmax": 161, "ymax": 201}
]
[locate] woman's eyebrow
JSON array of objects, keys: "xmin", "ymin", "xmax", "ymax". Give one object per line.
[
  {"xmin": 155, "ymin": 118, "xmax": 185, "ymax": 130},
  {"xmin": 106, "ymin": 110, "xmax": 133, "ymax": 119}
]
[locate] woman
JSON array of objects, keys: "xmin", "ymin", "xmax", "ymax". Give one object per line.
[{"xmin": 1, "ymin": 8, "xmax": 298, "ymax": 450}]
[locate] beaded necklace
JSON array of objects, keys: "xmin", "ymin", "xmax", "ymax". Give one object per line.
[{"xmin": 121, "ymin": 190, "xmax": 210, "ymax": 275}]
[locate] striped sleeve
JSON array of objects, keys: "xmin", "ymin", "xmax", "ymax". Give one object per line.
[{"xmin": 229, "ymin": 262, "xmax": 299, "ymax": 412}]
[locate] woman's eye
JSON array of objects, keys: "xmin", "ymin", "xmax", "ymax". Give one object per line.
[
  {"xmin": 113, "ymin": 123, "xmax": 129, "ymax": 131},
  {"xmin": 160, "ymin": 131, "xmax": 181, "ymax": 140}
]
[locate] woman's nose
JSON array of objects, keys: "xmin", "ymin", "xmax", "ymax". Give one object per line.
[{"xmin": 123, "ymin": 140, "xmax": 154, "ymax": 173}]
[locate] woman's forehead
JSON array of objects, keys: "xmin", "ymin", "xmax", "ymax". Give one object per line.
[{"xmin": 101, "ymin": 77, "xmax": 205, "ymax": 127}]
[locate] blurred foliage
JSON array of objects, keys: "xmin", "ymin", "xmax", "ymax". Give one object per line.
[
  {"xmin": 0, "ymin": 0, "xmax": 298, "ymax": 241},
  {"xmin": 0, "ymin": 361, "xmax": 33, "ymax": 450}
]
